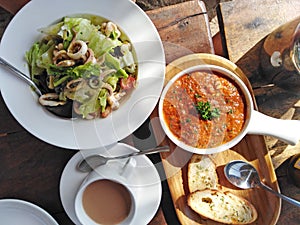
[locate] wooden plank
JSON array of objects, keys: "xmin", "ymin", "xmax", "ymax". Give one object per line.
[
  {"xmin": 0, "ymin": 95, "xmax": 25, "ymax": 134},
  {"xmin": 0, "ymin": 130, "xmax": 75, "ymax": 224},
  {"xmin": 146, "ymin": 0, "xmax": 214, "ymax": 64},
  {"xmin": 217, "ymin": 0, "xmax": 300, "ymax": 63}
]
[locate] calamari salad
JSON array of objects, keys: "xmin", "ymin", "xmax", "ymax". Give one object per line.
[{"xmin": 26, "ymin": 16, "xmax": 137, "ymax": 119}]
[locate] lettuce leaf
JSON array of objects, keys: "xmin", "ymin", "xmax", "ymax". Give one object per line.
[
  {"xmin": 25, "ymin": 43, "xmax": 44, "ymax": 79},
  {"xmin": 105, "ymin": 53, "xmax": 128, "ymax": 78},
  {"xmin": 48, "ymin": 62, "xmax": 101, "ymax": 87},
  {"xmin": 72, "ymin": 62, "xmax": 101, "ymax": 78},
  {"xmin": 25, "ymin": 39, "xmax": 55, "ymax": 79},
  {"xmin": 40, "ymin": 17, "xmax": 121, "ymax": 57},
  {"xmin": 48, "ymin": 62, "xmax": 100, "ymax": 77},
  {"xmin": 119, "ymin": 43, "xmax": 135, "ymax": 69},
  {"xmin": 71, "ymin": 85, "xmax": 105, "ymax": 118}
]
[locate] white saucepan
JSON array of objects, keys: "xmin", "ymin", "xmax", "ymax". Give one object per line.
[{"xmin": 158, "ymin": 65, "xmax": 300, "ymax": 154}]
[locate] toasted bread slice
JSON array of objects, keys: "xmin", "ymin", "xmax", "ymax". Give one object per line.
[
  {"xmin": 188, "ymin": 154, "xmax": 218, "ymax": 193},
  {"xmin": 187, "ymin": 189, "xmax": 258, "ymax": 224}
]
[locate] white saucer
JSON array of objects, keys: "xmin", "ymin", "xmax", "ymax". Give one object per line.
[
  {"xmin": 0, "ymin": 199, "xmax": 58, "ymax": 225},
  {"xmin": 60, "ymin": 143, "xmax": 162, "ymax": 225}
]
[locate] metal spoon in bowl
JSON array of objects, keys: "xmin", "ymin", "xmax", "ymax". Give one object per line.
[
  {"xmin": 224, "ymin": 160, "xmax": 300, "ymax": 207},
  {"xmin": 0, "ymin": 57, "xmax": 75, "ymax": 118},
  {"xmin": 77, "ymin": 145, "xmax": 170, "ymax": 172}
]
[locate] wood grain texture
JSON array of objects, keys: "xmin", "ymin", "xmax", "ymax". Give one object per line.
[
  {"xmin": 217, "ymin": 0, "xmax": 300, "ymax": 63},
  {"xmin": 146, "ymin": 0, "xmax": 214, "ymax": 64},
  {"xmin": 0, "ymin": 116, "xmax": 76, "ymax": 224},
  {"xmin": 0, "ymin": 95, "xmax": 23, "ymax": 134},
  {"xmin": 150, "ymin": 54, "xmax": 280, "ymax": 225}
]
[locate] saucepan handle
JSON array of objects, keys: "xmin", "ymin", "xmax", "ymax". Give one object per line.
[{"xmin": 248, "ymin": 110, "xmax": 300, "ymax": 146}]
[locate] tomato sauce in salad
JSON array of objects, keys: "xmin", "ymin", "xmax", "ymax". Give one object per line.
[{"xmin": 162, "ymin": 70, "xmax": 246, "ymax": 149}]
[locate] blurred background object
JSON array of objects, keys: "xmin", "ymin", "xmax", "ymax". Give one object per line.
[{"xmin": 260, "ymin": 17, "xmax": 300, "ymax": 92}]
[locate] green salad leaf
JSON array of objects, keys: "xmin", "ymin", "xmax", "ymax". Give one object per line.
[
  {"xmin": 25, "ymin": 39, "xmax": 56, "ymax": 79},
  {"xmin": 25, "ymin": 16, "xmax": 137, "ymax": 119}
]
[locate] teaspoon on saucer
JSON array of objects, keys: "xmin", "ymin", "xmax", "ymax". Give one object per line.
[
  {"xmin": 224, "ymin": 160, "xmax": 300, "ymax": 208},
  {"xmin": 77, "ymin": 146, "xmax": 170, "ymax": 172}
]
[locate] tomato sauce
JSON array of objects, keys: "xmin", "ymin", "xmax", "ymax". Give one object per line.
[{"xmin": 162, "ymin": 70, "xmax": 246, "ymax": 149}]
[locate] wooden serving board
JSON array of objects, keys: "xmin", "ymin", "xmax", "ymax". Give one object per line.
[{"xmin": 150, "ymin": 53, "xmax": 281, "ymax": 225}]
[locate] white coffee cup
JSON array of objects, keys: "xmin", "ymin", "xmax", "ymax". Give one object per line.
[{"xmin": 75, "ymin": 158, "xmax": 137, "ymax": 225}]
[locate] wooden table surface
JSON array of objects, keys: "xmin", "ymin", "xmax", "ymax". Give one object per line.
[
  {"xmin": 1, "ymin": 0, "xmax": 299, "ymax": 224},
  {"xmin": 217, "ymin": 0, "xmax": 300, "ymax": 224},
  {"xmin": 0, "ymin": 1, "xmax": 212, "ymax": 225}
]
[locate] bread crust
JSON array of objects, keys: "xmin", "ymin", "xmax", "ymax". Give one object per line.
[
  {"xmin": 187, "ymin": 154, "xmax": 218, "ymax": 193},
  {"xmin": 187, "ymin": 154, "xmax": 258, "ymax": 224},
  {"xmin": 187, "ymin": 189, "xmax": 258, "ymax": 224}
]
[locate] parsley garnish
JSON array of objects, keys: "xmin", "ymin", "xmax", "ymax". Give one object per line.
[{"xmin": 195, "ymin": 101, "xmax": 220, "ymax": 120}]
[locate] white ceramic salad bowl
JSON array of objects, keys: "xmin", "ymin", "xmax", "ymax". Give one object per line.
[
  {"xmin": 159, "ymin": 64, "xmax": 300, "ymax": 154},
  {"xmin": 0, "ymin": 0, "xmax": 165, "ymax": 150}
]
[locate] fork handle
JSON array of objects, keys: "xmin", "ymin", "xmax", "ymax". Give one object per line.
[{"xmin": 0, "ymin": 57, "xmax": 42, "ymax": 96}]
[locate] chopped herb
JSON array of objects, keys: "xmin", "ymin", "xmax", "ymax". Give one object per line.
[
  {"xmin": 185, "ymin": 118, "xmax": 191, "ymax": 123},
  {"xmin": 195, "ymin": 101, "xmax": 220, "ymax": 120},
  {"xmin": 194, "ymin": 93, "xmax": 202, "ymax": 98},
  {"xmin": 227, "ymin": 109, "xmax": 233, "ymax": 114}
]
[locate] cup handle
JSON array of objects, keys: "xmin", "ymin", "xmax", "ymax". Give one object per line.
[{"xmin": 248, "ymin": 110, "xmax": 300, "ymax": 145}]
